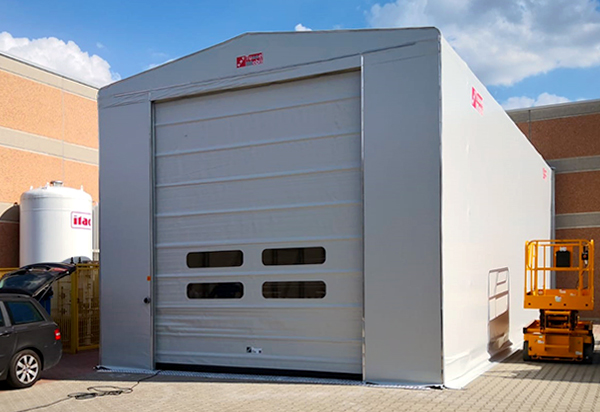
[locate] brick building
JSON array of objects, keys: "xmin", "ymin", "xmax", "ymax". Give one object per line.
[
  {"xmin": 509, "ymin": 99, "xmax": 600, "ymax": 320},
  {"xmin": 0, "ymin": 51, "xmax": 98, "ymax": 267}
]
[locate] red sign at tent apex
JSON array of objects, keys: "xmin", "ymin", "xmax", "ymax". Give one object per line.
[
  {"xmin": 236, "ymin": 53, "xmax": 263, "ymax": 68},
  {"xmin": 471, "ymin": 87, "xmax": 483, "ymax": 115}
]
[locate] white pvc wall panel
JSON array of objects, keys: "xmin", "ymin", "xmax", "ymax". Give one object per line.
[
  {"xmin": 362, "ymin": 39, "xmax": 443, "ymax": 385},
  {"xmin": 154, "ymin": 72, "xmax": 363, "ymax": 374},
  {"xmin": 99, "ymin": 102, "xmax": 153, "ymax": 370},
  {"xmin": 440, "ymin": 38, "xmax": 552, "ymax": 387}
]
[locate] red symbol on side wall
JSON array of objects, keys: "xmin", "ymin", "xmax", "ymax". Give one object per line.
[
  {"xmin": 471, "ymin": 87, "xmax": 484, "ymax": 115},
  {"xmin": 543, "ymin": 168, "xmax": 548, "ymax": 180}
]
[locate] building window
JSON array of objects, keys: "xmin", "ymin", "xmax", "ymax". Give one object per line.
[
  {"xmin": 5, "ymin": 301, "xmax": 44, "ymax": 325},
  {"xmin": 187, "ymin": 282, "xmax": 244, "ymax": 299},
  {"xmin": 262, "ymin": 247, "xmax": 326, "ymax": 266},
  {"xmin": 187, "ymin": 251, "xmax": 243, "ymax": 268},
  {"xmin": 262, "ymin": 281, "xmax": 326, "ymax": 299}
]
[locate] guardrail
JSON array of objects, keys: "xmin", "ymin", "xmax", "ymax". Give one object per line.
[
  {"xmin": 0, "ymin": 267, "xmax": 18, "ymax": 280},
  {"xmin": 0, "ymin": 263, "xmax": 100, "ymax": 354}
]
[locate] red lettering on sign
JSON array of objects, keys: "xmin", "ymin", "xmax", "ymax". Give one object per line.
[
  {"xmin": 471, "ymin": 87, "xmax": 484, "ymax": 115},
  {"xmin": 236, "ymin": 52, "xmax": 263, "ymax": 68},
  {"xmin": 71, "ymin": 212, "xmax": 92, "ymax": 230}
]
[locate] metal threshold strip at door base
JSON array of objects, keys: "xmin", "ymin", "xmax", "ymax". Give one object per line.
[{"xmin": 97, "ymin": 366, "xmax": 436, "ymax": 390}]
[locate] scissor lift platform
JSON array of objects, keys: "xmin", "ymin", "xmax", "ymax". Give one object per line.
[{"xmin": 523, "ymin": 239, "xmax": 595, "ymax": 363}]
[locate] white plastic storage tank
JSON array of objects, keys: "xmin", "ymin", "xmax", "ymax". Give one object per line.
[{"xmin": 20, "ymin": 181, "xmax": 93, "ymax": 266}]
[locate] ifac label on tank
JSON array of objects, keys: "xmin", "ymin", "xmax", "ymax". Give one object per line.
[{"xmin": 71, "ymin": 212, "xmax": 92, "ymax": 230}]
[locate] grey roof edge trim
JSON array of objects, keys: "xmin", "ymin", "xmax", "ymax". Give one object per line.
[
  {"xmin": 547, "ymin": 155, "xmax": 600, "ymax": 174},
  {"xmin": 100, "ymin": 27, "xmax": 440, "ymax": 93},
  {"xmin": 555, "ymin": 212, "xmax": 600, "ymax": 230},
  {"xmin": 0, "ymin": 50, "xmax": 99, "ymax": 90},
  {"xmin": 99, "ymin": 36, "xmax": 440, "ymax": 108},
  {"xmin": 507, "ymin": 98, "xmax": 600, "ymax": 123},
  {"xmin": 99, "ymin": 37, "xmax": 440, "ymax": 108}
]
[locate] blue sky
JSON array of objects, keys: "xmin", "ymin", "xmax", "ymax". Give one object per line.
[{"xmin": 1, "ymin": 0, "xmax": 599, "ymax": 109}]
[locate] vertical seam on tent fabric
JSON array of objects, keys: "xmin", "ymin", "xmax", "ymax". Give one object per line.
[
  {"xmin": 359, "ymin": 54, "xmax": 367, "ymax": 382},
  {"xmin": 437, "ymin": 34, "xmax": 445, "ymax": 385},
  {"xmin": 149, "ymin": 96, "xmax": 157, "ymax": 369}
]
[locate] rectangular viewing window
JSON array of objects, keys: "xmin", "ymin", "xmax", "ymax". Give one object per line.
[
  {"xmin": 187, "ymin": 282, "xmax": 244, "ymax": 299},
  {"xmin": 262, "ymin": 281, "xmax": 326, "ymax": 299},
  {"xmin": 262, "ymin": 247, "xmax": 326, "ymax": 266},
  {"xmin": 187, "ymin": 250, "xmax": 243, "ymax": 268}
]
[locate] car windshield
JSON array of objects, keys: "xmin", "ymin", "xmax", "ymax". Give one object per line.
[{"xmin": 0, "ymin": 270, "xmax": 55, "ymax": 294}]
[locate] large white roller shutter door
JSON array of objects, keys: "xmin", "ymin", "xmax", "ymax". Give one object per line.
[{"xmin": 153, "ymin": 72, "xmax": 363, "ymax": 375}]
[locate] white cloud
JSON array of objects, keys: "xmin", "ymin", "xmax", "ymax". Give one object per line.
[
  {"xmin": 151, "ymin": 51, "xmax": 169, "ymax": 59},
  {"xmin": 0, "ymin": 31, "xmax": 119, "ymax": 87},
  {"xmin": 366, "ymin": 0, "xmax": 600, "ymax": 86},
  {"xmin": 502, "ymin": 92, "xmax": 570, "ymax": 110},
  {"xmin": 295, "ymin": 23, "xmax": 312, "ymax": 32},
  {"xmin": 96, "ymin": 42, "xmax": 105, "ymax": 49}
]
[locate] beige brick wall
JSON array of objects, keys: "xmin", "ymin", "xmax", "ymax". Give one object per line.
[
  {"xmin": 0, "ymin": 56, "xmax": 98, "ymax": 266},
  {"xmin": 522, "ymin": 112, "xmax": 600, "ymax": 160},
  {"xmin": 512, "ymin": 103, "xmax": 600, "ymax": 320},
  {"xmin": 63, "ymin": 91, "xmax": 99, "ymax": 149},
  {"xmin": 0, "ymin": 145, "xmax": 98, "ymax": 202}
]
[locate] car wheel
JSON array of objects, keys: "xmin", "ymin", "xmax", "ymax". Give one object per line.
[{"xmin": 7, "ymin": 350, "xmax": 42, "ymax": 389}]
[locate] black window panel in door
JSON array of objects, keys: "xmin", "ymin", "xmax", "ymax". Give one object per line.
[
  {"xmin": 262, "ymin": 247, "xmax": 326, "ymax": 266},
  {"xmin": 187, "ymin": 282, "xmax": 244, "ymax": 299},
  {"xmin": 0, "ymin": 306, "xmax": 4, "ymax": 327},
  {"xmin": 5, "ymin": 301, "xmax": 44, "ymax": 325},
  {"xmin": 187, "ymin": 251, "xmax": 243, "ymax": 268},
  {"xmin": 262, "ymin": 281, "xmax": 327, "ymax": 299}
]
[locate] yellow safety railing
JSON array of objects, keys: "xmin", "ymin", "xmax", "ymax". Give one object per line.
[
  {"xmin": 0, "ymin": 267, "xmax": 18, "ymax": 280},
  {"xmin": 52, "ymin": 263, "xmax": 100, "ymax": 353},
  {"xmin": 524, "ymin": 239, "xmax": 594, "ymax": 311},
  {"xmin": 0, "ymin": 263, "xmax": 100, "ymax": 354}
]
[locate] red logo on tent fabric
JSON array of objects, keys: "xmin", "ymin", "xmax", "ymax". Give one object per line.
[
  {"xmin": 543, "ymin": 168, "xmax": 548, "ymax": 180},
  {"xmin": 236, "ymin": 52, "xmax": 263, "ymax": 68},
  {"xmin": 71, "ymin": 212, "xmax": 92, "ymax": 230},
  {"xmin": 471, "ymin": 87, "xmax": 483, "ymax": 115}
]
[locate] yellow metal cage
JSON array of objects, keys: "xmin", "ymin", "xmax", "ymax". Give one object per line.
[
  {"xmin": 0, "ymin": 263, "xmax": 100, "ymax": 354},
  {"xmin": 524, "ymin": 239, "xmax": 594, "ymax": 311}
]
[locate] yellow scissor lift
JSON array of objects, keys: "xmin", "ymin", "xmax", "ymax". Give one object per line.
[{"xmin": 523, "ymin": 239, "xmax": 595, "ymax": 363}]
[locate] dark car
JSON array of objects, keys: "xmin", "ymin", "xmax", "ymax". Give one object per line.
[
  {"xmin": 0, "ymin": 294, "xmax": 62, "ymax": 388},
  {"xmin": 0, "ymin": 263, "xmax": 75, "ymax": 388}
]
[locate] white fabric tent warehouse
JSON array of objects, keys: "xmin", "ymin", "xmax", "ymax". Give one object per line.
[{"xmin": 98, "ymin": 28, "xmax": 552, "ymax": 387}]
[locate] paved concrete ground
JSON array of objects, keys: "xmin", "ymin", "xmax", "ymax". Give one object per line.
[{"xmin": 2, "ymin": 332, "xmax": 599, "ymax": 412}]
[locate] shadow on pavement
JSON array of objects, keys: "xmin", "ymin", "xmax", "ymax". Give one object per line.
[
  {"xmin": 5, "ymin": 344, "xmax": 599, "ymax": 391},
  {"xmin": 483, "ymin": 347, "xmax": 600, "ymax": 384},
  {"xmin": 31, "ymin": 349, "xmax": 356, "ymax": 387}
]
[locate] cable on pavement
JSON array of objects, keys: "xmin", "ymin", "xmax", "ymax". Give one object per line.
[{"xmin": 13, "ymin": 370, "xmax": 161, "ymax": 412}]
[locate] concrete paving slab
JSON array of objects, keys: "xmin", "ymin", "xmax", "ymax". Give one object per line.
[{"xmin": 1, "ymin": 328, "xmax": 599, "ymax": 412}]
